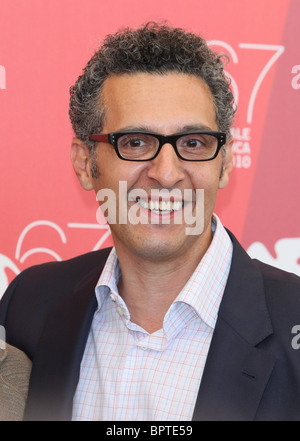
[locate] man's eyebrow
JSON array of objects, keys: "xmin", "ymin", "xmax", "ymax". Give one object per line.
[
  {"xmin": 177, "ymin": 124, "xmax": 215, "ymax": 133},
  {"xmin": 116, "ymin": 124, "xmax": 215, "ymax": 133},
  {"xmin": 117, "ymin": 125, "xmax": 154, "ymax": 132}
]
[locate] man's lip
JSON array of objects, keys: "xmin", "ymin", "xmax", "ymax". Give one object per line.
[
  {"xmin": 134, "ymin": 197, "xmax": 184, "ymax": 213},
  {"xmin": 135, "ymin": 196, "xmax": 184, "ymax": 202},
  {"xmin": 127, "ymin": 194, "xmax": 190, "ymax": 203},
  {"xmin": 127, "ymin": 197, "xmax": 194, "ymax": 205},
  {"xmin": 127, "ymin": 189, "xmax": 196, "ymax": 204}
]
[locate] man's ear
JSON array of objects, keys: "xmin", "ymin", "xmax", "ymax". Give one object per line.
[
  {"xmin": 218, "ymin": 139, "xmax": 234, "ymax": 189},
  {"xmin": 71, "ymin": 138, "xmax": 94, "ymax": 190}
]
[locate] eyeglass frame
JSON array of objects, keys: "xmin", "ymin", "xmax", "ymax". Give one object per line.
[{"xmin": 89, "ymin": 130, "xmax": 227, "ymax": 162}]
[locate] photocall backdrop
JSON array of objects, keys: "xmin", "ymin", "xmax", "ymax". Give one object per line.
[{"xmin": 1, "ymin": 0, "xmax": 300, "ymax": 298}]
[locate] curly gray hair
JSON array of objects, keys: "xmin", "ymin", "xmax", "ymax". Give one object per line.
[{"xmin": 69, "ymin": 22, "xmax": 236, "ymax": 171}]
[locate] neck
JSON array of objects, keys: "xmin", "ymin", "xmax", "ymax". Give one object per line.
[{"xmin": 116, "ymin": 229, "xmax": 212, "ymax": 333}]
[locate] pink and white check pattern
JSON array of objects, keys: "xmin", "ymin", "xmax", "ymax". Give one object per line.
[{"xmin": 72, "ymin": 214, "xmax": 233, "ymax": 421}]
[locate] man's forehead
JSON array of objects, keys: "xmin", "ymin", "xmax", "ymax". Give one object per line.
[
  {"xmin": 100, "ymin": 72, "xmax": 217, "ymax": 133},
  {"xmin": 101, "ymin": 71, "xmax": 211, "ymax": 94}
]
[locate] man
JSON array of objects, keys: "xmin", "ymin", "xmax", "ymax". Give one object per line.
[{"xmin": 1, "ymin": 22, "xmax": 300, "ymax": 421}]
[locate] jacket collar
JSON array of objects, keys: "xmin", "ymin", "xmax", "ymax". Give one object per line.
[
  {"xmin": 192, "ymin": 230, "xmax": 275, "ymax": 421},
  {"xmin": 218, "ymin": 230, "xmax": 273, "ymax": 345}
]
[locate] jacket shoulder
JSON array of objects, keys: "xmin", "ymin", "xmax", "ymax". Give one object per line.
[
  {"xmin": 0, "ymin": 248, "xmax": 112, "ymax": 357},
  {"xmin": 253, "ymin": 258, "xmax": 300, "ymax": 298},
  {"xmin": 252, "ymin": 259, "xmax": 300, "ymax": 343},
  {"xmin": 253, "ymin": 258, "xmax": 300, "ymax": 284},
  {"xmin": 226, "ymin": 228, "xmax": 300, "ymax": 329},
  {"xmin": 21, "ymin": 247, "xmax": 112, "ymax": 281},
  {"xmin": 2, "ymin": 247, "xmax": 111, "ymax": 296}
]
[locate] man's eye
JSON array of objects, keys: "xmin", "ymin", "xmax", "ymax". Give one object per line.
[
  {"xmin": 119, "ymin": 136, "xmax": 148, "ymax": 148},
  {"xmin": 127, "ymin": 138, "xmax": 145, "ymax": 147},
  {"xmin": 180, "ymin": 137, "xmax": 205, "ymax": 149},
  {"xmin": 185, "ymin": 138, "xmax": 203, "ymax": 148}
]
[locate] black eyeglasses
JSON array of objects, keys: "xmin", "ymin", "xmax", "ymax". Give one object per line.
[{"xmin": 89, "ymin": 130, "xmax": 226, "ymax": 162}]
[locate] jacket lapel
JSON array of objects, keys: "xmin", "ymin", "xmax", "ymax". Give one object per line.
[
  {"xmin": 192, "ymin": 232, "xmax": 276, "ymax": 421},
  {"xmin": 24, "ymin": 264, "xmax": 103, "ymax": 421}
]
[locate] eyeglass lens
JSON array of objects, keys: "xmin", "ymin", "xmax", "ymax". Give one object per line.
[{"xmin": 117, "ymin": 133, "xmax": 219, "ymax": 160}]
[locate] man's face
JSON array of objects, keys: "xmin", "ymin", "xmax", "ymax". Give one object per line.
[{"xmin": 75, "ymin": 72, "xmax": 232, "ymax": 261}]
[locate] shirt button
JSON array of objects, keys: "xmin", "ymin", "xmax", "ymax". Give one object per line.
[
  {"xmin": 110, "ymin": 294, "xmax": 116, "ymax": 302},
  {"xmin": 140, "ymin": 346, "xmax": 147, "ymax": 351},
  {"xmin": 116, "ymin": 306, "xmax": 124, "ymax": 316}
]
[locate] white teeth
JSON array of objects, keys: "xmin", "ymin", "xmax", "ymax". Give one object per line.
[{"xmin": 137, "ymin": 198, "xmax": 183, "ymax": 212}]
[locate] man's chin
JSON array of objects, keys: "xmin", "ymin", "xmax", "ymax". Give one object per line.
[{"xmin": 115, "ymin": 227, "xmax": 199, "ymax": 261}]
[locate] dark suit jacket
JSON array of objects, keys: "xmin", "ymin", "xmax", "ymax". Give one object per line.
[{"xmin": 0, "ymin": 230, "xmax": 300, "ymax": 421}]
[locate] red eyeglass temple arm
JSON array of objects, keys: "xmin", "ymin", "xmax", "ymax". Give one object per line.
[{"xmin": 89, "ymin": 134, "xmax": 109, "ymax": 142}]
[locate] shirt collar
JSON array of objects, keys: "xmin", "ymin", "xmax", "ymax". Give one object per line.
[
  {"xmin": 95, "ymin": 214, "xmax": 233, "ymax": 329},
  {"xmin": 95, "ymin": 248, "xmax": 121, "ymax": 311},
  {"xmin": 173, "ymin": 214, "xmax": 232, "ymax": 329}
]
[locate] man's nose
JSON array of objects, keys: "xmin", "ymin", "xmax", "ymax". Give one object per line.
[{"xmin": 147, "ymin": 143, "xmax": 185, "ymax": 187}]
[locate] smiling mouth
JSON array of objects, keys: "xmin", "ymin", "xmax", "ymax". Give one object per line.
[{"xmin": 136, "ymin": 197, "xmax": 184, "ymax": 214}]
